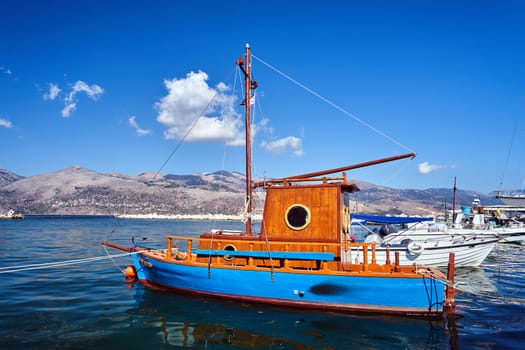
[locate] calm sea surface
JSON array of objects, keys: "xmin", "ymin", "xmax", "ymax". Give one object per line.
[{"xmin": 0, "ymin": 216, "xmax": 523, "ymax": 349}]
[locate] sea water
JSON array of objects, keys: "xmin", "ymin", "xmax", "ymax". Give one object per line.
[{"xmin": 0, "ymin": 216, "xmax": 523, "ymax": 349}]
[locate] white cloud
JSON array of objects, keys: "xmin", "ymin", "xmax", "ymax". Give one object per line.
[
  {"xmin": 65, "ymin": 80, "xmax": 104, "ymax": 103},
  {"xmin": 261, "ymin": 136, "xmax": 304, "ymax": 157},
  {"xmin": 61, "ymin": 103, "xmax": 77, "ymax": 118},
  {"xmin": 155, "ymin": 71, "xmax": 244, "ymax": 146},
  {"xmin": 128, "ymin": 116, "xmax": 151, "ymax": 136},
  {"xmin": 1, "ymin": 66, "xmax": 12, "ymax": 75},
  {"xmin": 0, "ymin": 118, "xmax": 13, "ymax": 128},
  {"xmin": 58, "ymin": 80, "xmax": 104, "ymax": 118},
  {"xmin": 43, "ymin": 83, "xmax": 61, "ymax": 101},
  {"xmin": 154, "ymin": 70, "xmax": 304, "ymax": 157},
  {"xmin": 418, "ymin": 161, "xmax": 450, "ymax": 174},
  {"xmin": 40, "ymin": 80, "xmax": 103, "ymax": 117}
]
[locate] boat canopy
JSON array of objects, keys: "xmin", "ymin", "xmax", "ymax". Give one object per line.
[{"xmin": 351, "ymin": 214, "xmax": 433, "ymax": 225}]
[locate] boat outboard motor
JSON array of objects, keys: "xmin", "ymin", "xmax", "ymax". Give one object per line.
[{"xmin": 378, "ymin": 224, "xmax": 397, "ymax": 237}]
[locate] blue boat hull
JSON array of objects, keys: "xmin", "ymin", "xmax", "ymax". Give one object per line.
[{"xmin": 132, "ymin": 253, "xmax": 445, "ymax": 316}]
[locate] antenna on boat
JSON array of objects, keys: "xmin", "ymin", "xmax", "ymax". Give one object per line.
[{"xmin": 237, "ymin": 43, "xmax": 258, "ymax": 235}]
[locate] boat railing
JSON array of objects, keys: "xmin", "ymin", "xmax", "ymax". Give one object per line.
[{"xmin": 164, "ymin": 235, "xmax": 409, "ymax": 273}]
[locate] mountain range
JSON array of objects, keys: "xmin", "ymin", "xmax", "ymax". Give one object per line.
[{"xmin": 0, "ymin": 167, "xmax": 504, "ymax": 217}]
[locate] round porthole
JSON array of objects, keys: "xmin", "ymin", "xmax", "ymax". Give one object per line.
[
  {"xmin": 223, "ymin": 244, "xmax": 237, "ymax": 261},
  {"xmin": 285, "ymin": 204, "xmax": 311, "ymax": 230}
]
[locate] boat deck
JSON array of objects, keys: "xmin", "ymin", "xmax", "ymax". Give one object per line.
[{"xmin": 132, "ymin": 235, "xmax": 447, "ymax": 279}]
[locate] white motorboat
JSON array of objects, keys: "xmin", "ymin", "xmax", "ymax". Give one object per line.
[{"xmin": 349, "ymin": 214, "xmax": 500, "ymax": 267}]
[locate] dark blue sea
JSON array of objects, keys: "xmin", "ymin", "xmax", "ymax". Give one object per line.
[{"xmin": 0, "ymin": 216, "xmax": 523, "ymax": 349}]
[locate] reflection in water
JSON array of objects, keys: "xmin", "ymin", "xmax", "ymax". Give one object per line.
[
  {"xmin": 125, "ymin": 287, "xmax": 455, "ymax": 349},
  {"xmin": 454, "ymin": 267, "xmax": 498, "ymax": 296}
]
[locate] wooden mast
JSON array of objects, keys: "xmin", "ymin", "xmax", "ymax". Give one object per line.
[{"xmin": 241, "ymin": 44, "xmax": 253, "ymax": 235}]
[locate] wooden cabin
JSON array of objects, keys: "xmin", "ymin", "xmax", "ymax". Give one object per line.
[
  {"xmin": 195, "ymin": 174, "xmax": 360, "ymax": 270},
  {"xmin": 260, "ymin": 176, "xmax": 359, "ymax": 242}
]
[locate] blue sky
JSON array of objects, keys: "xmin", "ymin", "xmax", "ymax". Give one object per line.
[{"xmin": 1, "ymin": 0, "xmax": 524, "ymax": 194}]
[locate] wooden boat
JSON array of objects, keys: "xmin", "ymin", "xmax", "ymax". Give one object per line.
[
  {"xmin": 103, "ymin": 44, "xmax": 456, "ymax": 317},
  {"xmin": 354, "ymin": 214, "xmax": 500, "ymax": 266}
]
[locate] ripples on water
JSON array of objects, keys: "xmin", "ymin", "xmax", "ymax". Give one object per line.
[{"xmin": 0, "ymin": 217, "xmax": 523, "ymax": 349}]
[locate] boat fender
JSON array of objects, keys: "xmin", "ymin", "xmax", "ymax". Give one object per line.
[
  {"xmin": 407, "ymin": 241, "xmax": 424, "ymax": 255},
  {"xmin": 123, "ymin": 265, "xmax": 137, "ymax": 282},
  {"xmin": 342, "ymin": 207, "xmax": 350, "ymax": 233}
]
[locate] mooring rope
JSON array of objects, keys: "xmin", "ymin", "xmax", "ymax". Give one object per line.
[
  {"xmin": 417, "ymin": 267, "xmax": 525, "ymax": 305},
  {"xmin": 454, "ymin": 281, "xmax": 525, "ymax": 304},
  {"xmin": 416, "ymin": 268, "xmax": 457, "ymax": 289},
  {"xmin": 0, "ymin": 251, "xmax": 139, "ymax": 274},
  {"xmin": 482, "ymin": 262, "xmax": 524, "ymax": 268}
]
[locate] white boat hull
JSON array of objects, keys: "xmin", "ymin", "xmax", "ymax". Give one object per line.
[
  {"xmin": 345, "ymin": 237, "xmax": 498, "ymax": 267},
  {"xmin": 381, "ymin": 227, "xmax": 525, "ymax": 245},
  {"xmin": 497, "ymin": 195, "xmax": 525, "ymax": 207}
]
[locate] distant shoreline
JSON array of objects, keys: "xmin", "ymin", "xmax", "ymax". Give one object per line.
[
  {"xmin": 22, "ymin": 213, "xmax": 262, "ymax": 221},
  {"xmin": 116, "ymin": 213, "xmax": 263, "ymax": 221}
]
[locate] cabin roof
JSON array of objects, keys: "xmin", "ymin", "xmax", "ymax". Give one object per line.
[{"xmin": 255, "ymin": 175, "xmax": 360, "ymax": 193}]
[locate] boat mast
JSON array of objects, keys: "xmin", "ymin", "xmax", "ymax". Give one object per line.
[
  {"xmin": 237, "ymin": 43, "xmax": 256, "ymax": 235},
  {"xmin": 452, "ymin": 176, "xmax": 457, "ymax": 225}
]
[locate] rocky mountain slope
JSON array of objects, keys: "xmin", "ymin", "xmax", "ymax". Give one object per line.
[
  {"xmin": 0, "ymin": 169, "xmax": 24, "ymax": 188},
  {"xmin": 0, "ymin": 167, "xmax": 247, "ymax": 216},
  {"xmin": 0, "ymin": 167, "xmax": 503, "ymax": 217}
]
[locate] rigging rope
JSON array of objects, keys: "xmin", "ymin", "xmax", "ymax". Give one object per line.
[
  {"xmin": 241, "ymin": 195, "xmax": 251, "ymax": 224},
  {"xmin": 101, "ymin": 67, "xmax": 241, "ymax": 265},
  {"xmin": 154, "ymin": 66, "xmax": 239, "ymax": 178},
  {"xmin": 204, "ymin": 67, "xmax": 245, "ymax": 277},
  {"xmin": 499, "ymin": 118, "xmax": 519, "ymax": 189},
  {"xmin": 252, "ymin": 54, "xmax": 415, "ymax": 154},
  {"xmin": 260, "ymin": 220, "xmax": 275, "ymax": 282}
]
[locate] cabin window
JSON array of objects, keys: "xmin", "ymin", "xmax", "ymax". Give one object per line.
[
  {"xmin": 285, "ymin": 204, "xmax": 311, "ymax": 230},
  {"xmin": 223, "ymin": 244, "xmax": 237, "ymax": 261}
]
